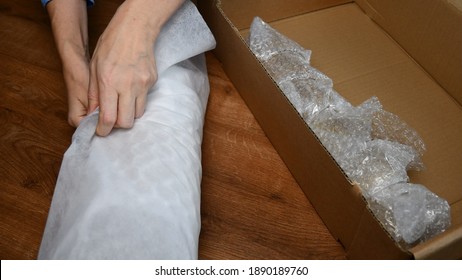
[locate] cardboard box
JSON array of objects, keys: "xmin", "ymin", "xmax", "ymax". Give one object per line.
[{"xmin": 198, "ymin": 0, "xmax": 462, "ymax": 259}]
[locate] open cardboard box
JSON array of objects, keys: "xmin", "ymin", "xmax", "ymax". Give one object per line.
[{"xmin": 198, "ymin": 0, "xmax": 462, "ymax": 259}]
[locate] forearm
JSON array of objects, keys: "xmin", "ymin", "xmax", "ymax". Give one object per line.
[
  {"xmin": 47, "ymin": 0, "xmax": 89, "ymax": 70},
  {"xmin": 113, "ymin": 0, "xmax": 185, "ymax": 44},
  {"xmin": 46, "ymin": 0, "xmax": 91, "ymax": 127}
]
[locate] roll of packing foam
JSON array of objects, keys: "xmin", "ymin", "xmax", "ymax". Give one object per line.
[{"xmin": 38, "ymin": 1, "xmax": 215, "ymax": 259}]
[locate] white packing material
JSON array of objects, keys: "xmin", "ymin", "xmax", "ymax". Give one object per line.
[{"xmin": 38, "ymin": 0, "xmax": 216, "ymax": 259}]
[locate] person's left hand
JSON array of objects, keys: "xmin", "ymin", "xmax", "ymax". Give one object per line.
[{"xmin": 87, "ymin": 0, "xmax": 185, "ymax": 136}]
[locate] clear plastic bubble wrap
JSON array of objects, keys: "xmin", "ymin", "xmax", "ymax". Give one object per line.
[
  {"xmin": 248, "ymin": 17, "xmax": 451, "ymax": 247},
  {"xmin": 370, "ymin": 183, "xmax": 451, "ymax": 244}
]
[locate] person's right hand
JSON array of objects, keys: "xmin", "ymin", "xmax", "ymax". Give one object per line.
[
  {"xmin": 62, "ymin": 54, "xmax": 90, "ymax": 127},
  {"xmin": 46, "ymin": 0, "xmax": 90, "ymax": 127}
]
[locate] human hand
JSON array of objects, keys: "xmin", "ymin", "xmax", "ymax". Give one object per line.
[
  {"xmin": 87, "ymin": 0, "xmax": 184, "ymax": 137},
  {"xmin": 87, "ymin": 2, "xmax": 159, "ymax": 136},
  {"xmin": 63, "ymin": 56, "xmax": 90, "ymax": 127},
  {"xmin": 46, "ymin": 0, "xmax": 90, "ymax": 127}
]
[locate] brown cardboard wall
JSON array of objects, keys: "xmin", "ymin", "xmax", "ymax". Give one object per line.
[
  {"xmin": 220, "ymin": 0, "xmax": 351, "ymax": 30},
  {"xmin": 355, "ymin": 0, "xmax": 462, "ymax": 105}
]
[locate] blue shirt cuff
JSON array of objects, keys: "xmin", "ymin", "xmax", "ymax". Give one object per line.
[{"xmin": 42, "ymin": 0, "xmax": 95, "ymax": 7}]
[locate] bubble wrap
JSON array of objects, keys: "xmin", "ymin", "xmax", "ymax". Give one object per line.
[
  {"xmin": 249, "ymin": 17, "xmax": 350, "ymax": 121},
  {"xmin": 310, "ymin": 96, "xmax": 381, "ymax": 172},
  {"xmin": 248, "ymin": 17, "xmax": 451, "ymax": 246},
  {"xmin": 372, "ymin": 110, "xmax": 426, "ymax": 169},
  {"xmin": 347, "ymin": 140, "xmax": 419, "ymax": 197},
  {"xmin": 248, "ymin": 17, "xmax": 311, "ymax": 63},
  {"xmin": 370, "ymin": 183, "xmax": 451, "ymax": 244}
]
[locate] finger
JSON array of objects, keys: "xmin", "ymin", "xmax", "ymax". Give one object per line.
[
  {"xmin": 87, "ymin": 62, "xmax": 99, "ymax": 114},
  {"xmin": 116, "ymin": 92, "xmax": 136, "ymax": 128},
  {"xmin": 96, "ymin": 82, "xmax": 118, "ymax": 137},
  {"xmin": 135, "ymin": 93, "xmax": 147, "ymax": 119},
  {"xmin": 69, "ymin": 115, "xmax": 85, "ymax": 128},
  {"xmin": 68, "ymin": 103, "xmax": 87, "ymax": 127}
]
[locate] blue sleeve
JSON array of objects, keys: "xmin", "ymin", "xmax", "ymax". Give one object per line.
[{"xmin": 41, "ymin": 0, "xmax": 95, "ymax": 7}]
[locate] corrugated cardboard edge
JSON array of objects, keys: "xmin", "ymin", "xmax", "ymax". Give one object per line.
[
  {"xmin": 411, "ymin": 227, "xmax": 462, "ymax": 260},
  {"xmin": 348, "ymin": 191, "xmax": 413, "ymax": 259},
  {"xmin": 198, "ymin": 0, "xmax": 412, "ymax": 259}
]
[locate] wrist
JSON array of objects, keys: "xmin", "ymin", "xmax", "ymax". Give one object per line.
[
  {"xmin": 116, "ymin": 0, "xmax": 185, "ymax": 41},
  {"xmin": 61, "ymin": 50, "xmax": 89, "ymax": 87},
  {"xmin": 60, "ymin": 41, "xmax": 89, "ymax": 71},
  {"xmin": 47, "ymin": 0, "xmax": 89, "ymax": 70}
]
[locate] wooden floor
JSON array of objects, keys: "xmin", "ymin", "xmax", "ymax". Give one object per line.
[{"xmin": 0, "ymin": 0, "xmax": 346, "ymax": 259}]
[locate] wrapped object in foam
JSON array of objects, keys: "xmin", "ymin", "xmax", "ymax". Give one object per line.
[{"xmin": 38, "ymin": 0, "xmax": 216, "ymax": 259}]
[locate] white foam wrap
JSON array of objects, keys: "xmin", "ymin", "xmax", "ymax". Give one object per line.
[{"xmin": 38, "ymin": 1, "xmax": 216, "ymax": 259}]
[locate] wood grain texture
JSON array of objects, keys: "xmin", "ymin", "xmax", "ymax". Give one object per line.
[
  {"xmin": 199, "ymin": 54, "xmax": 345, "ymax": 259},
  {"xmin": 0, "ymin": 0, "xmax": 346, "ymax": 260}
]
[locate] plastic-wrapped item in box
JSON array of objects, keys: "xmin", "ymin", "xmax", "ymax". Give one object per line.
[{"xmin": 248, "ymin": 16, "xmax": 451, "ymax": 247}]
